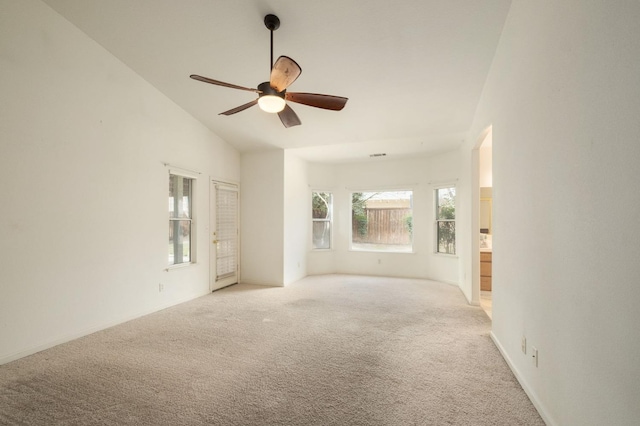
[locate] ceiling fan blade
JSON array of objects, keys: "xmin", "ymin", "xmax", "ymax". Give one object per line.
[
  {"xmin": 219, "ymin": 99, "xmax": 258, "ymax": 116},
  {"xmin": 190, "ymin": 75, "xmax": 260, "ymax": 93},
  {"xmin": 285, "ymin": 92, "xmax": 348, "ymax": 111},
  {"xmin": 270, "ymin": 56, "xmax": 302, "ymax": 92},
  {"xmin": 277, "ymin": 104, "xmax": 301, "ymax": 128}
]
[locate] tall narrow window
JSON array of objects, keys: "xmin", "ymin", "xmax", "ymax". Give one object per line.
[
  {"xmin": 351, "ymin": 190, "xmax": 413, "ymax": 253},
  {"xmin": 312, "ymin": 192, "xmax": 332, "ymax": 249},
  {"xmin": 435, "ymin": 187, "xmax": 456, "ymax": 254},
  {"xmin": 169, "ymin": 174, "xmax": 194, "ymax": 265}
]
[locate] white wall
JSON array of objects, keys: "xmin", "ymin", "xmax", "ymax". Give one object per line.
[
  {"xmin": 240, "ymin": 150, "xmax": 285, "ymax": 286},
  {"xmin": 479, "ymin": 131, "xmax": 492, "ymax": 187},
  {"xmin": 461, "ymin": 1, "xmax": 640, "ymax": 424},
  {"xmin": 308, "ymin": 152, "xmax": 460, "ymax": 284},
  {"xmin": 0, "ymin": 0, "xmax": 240, "ymax": 364},
  {"xmin": 283, "ymin": 151, "xmax": 309, "ymax": 285},
  {"xmin": 239, "ymin": 150, "xmax": 308, "ymax": 287}
]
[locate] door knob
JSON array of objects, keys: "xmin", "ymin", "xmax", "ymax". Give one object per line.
[{"xmin": 212, "ymin": 240, "xmax": 218, "ymax": 244}]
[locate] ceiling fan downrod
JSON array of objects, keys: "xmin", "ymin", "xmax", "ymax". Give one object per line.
[{"xmin": 264, "ymin": 14, "xmax": 280, "ymax": 71}]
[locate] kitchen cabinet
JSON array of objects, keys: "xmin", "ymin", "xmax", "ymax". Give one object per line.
[{"xmin": 480, "ymin": 251, "xmax": 492, "ymax": 291}]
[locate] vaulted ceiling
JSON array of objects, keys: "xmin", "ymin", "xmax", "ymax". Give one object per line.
[{"xmin": 42, "ymin": 0, "xmax": 511, "ymax": 163}]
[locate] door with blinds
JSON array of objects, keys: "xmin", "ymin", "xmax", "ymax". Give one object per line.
[{"xmin": 210, "ymin": 181, "xmax": 239, "ymax": 291}]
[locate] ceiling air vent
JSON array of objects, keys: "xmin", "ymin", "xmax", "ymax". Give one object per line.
[{"xmin": 369, "ymin": 153, "xmax": 387, "ymax": 158}]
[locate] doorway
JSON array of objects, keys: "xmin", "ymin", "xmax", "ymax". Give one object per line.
[
  {"xmin": 210, "ymin": 180, "xmax": 239, "ymax": 291},
  {"xmin": 478, "ymin": 129, "xmax": 493, "ymax": 318}
]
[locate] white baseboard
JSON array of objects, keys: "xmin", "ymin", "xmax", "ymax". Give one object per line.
[
  {"xmin": 0, "ymin": 290, "xmax": 209, "ymax": 366},
  {"xmin": 490, "ymin": 332, "xmax": 555, "ymax": 426},
  {"xmin": 239, "ymin": 279, "xmax": 284, "ymax": 287}
]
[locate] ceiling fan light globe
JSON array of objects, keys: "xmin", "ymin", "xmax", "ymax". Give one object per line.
[{"xmin": 258, "ymin": 95, "xmax": 286, "ymax": 113}]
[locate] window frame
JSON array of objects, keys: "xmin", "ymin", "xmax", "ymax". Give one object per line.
[
  {"xmin": 349, "ymin": 189, "xmax": 414, "ymax": 253},
  {"xmin": 168, "ymin": 171, "xmax": 197, "ymax": 267},
  {"xmin": 311, "ymin": 191, "xmax": 333, "ymax": 250},
  {"xmin": 434, "ymin": 185, "xmax": 456, "ymax": 255}
]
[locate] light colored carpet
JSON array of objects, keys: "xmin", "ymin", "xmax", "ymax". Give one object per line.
[
  {"xmin": 481, "ymin": 290, "xmax": 493, "ymax": 319},
  {"xmin": 0, "ymin": 275, "xmax": 543, "ymax": 425}
]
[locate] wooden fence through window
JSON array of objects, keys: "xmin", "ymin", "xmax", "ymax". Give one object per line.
[{"xmin": 352, "ymin": 208, "xmax": 412, "ymax": 245}]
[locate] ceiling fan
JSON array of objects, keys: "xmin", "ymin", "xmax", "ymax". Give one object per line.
[{"xmin": 190, "ymin": 14, "xmax": 348, "ymax": 128}]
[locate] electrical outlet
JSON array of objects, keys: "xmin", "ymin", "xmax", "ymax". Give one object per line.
[
  {"xmin": 378, "ymin": 259, "xmax": 382, "ymax": 264},
  {"xmin": 521, "ymin": 336, "xmax": 527, "ymax": 354},
  {"xmin": 532, "ymin": 347, "xmax": 538, "ymax": 367},
  {"xmin": 159, "ymin": 283, "xmax": 164, "ymax": 292}
]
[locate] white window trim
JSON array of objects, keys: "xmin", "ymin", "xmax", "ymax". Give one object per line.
[
  {"xmin": 433, "ymin": 184, "xmax": 457, "ymax": 256},
  {"xmin": 311, "ymin": 190, "xmax": 333, "ymax": 251},
  {"xmin": 168, "ymin": 170, "xmax": 197, "ymax": 268},
  {"xmin": 165, "ymin": 163, "xmax": 200, "ymax": 179}
]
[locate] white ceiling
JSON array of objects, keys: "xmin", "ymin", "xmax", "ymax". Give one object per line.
[{"xmin": 42, "ymin": 0, "xmax": 511, "ymax": 164}]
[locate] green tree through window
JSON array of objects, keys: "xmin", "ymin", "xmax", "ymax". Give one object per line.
[
  {"xmin": 169, "ymin": 174, "xmax": 193, "ymax": 264},
  {"xmin": 436, "ymin": 187, "xmax": 456, "ymax": 254},
  {"xmin": 312, "ymin": 192, "xmax": 332, "ymax": 249},
  {"xmin": 351, "ymin": 192, "xmax": 372, "ymax": 238}
]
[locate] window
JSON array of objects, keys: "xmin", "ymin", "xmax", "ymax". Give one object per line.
[
  {"xmin": 351, "ymin": 191, "xmax": 413, "ymax": 252},
  {"xmin": 435, "ymin": 187, "xmax": 456, "ymax": 254},
  {"xmin": 312, "ymin": 192, "xmax": 332, "ymax": 249},
  {"xmin": 169, "ymin": 174, "xmax": 194, "ymax": 265}
]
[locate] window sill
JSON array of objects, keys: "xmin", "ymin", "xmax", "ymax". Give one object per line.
[
  {"xmin": 349, "ymin": 248, "xmax": 416, "ymax": 254},
  {"xmin": 164, "ymin": 262, "xmax": 196, "ymax": 272},
  {"xmin": 433, "ymin": 252, "xmax": 458, "ymax": 258}
]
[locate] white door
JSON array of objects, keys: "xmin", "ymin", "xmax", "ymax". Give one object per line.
[{"xmin": 210, "ymin": 181, "xmax": 239, "ymax": 291}]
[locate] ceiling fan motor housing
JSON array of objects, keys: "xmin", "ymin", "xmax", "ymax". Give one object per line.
[{"xmin": 258, "ymin": 81, "xmax": 284, "ymax": 98}]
